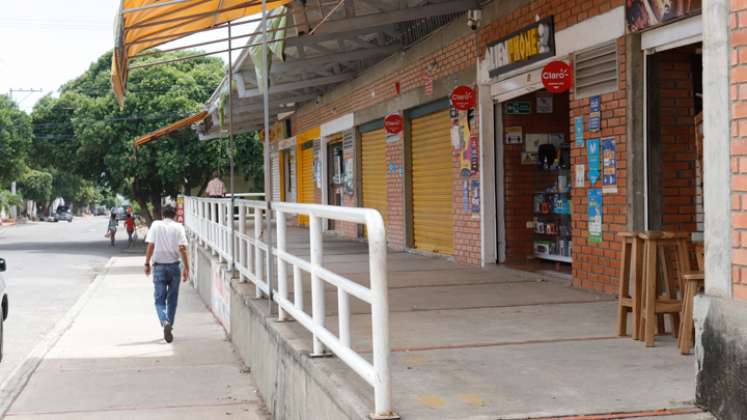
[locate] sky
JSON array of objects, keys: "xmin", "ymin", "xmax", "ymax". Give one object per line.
[{"xmin": 0, "ymin": 1, "xmax": 240, "ymax": 113}]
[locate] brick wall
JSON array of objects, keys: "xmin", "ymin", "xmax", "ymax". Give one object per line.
[
  {"xmin": 730, "ymin": 1, "xmax": 747, "ymax": 300},
  {"xmin": 452, "ymin": 106, "xmax": 482, "ymax": 265},
  {"xmin": 568, "ymin": 37, "xmax": 628, "ymax": 295},
  {"xmin": 386, "ymin": 134, "xmax": 406, "ymax": 250},
  {"xmin": 656, "ymin": 47, "xmax": 698, "ymax": 232},
  {"xmin": 501, "ymin": 91, "xmax": 570, "ymax": 261}
]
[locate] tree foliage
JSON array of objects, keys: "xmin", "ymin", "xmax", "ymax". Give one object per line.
[
  {"xmin": 30, "ymin": 50, "xmax": 263, "ymax": 223},
  {"xmin": 0, "ymin": 95, "xmax": 32, "ymax": 185},
  {"xmin": 18, "ymin": 169, "xmax": 53, "ymax": 209}
]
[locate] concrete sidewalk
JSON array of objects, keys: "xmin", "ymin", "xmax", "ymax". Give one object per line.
[{"xmin": 4, "ymin": 256, "xmax": 268, "ymax": 420}]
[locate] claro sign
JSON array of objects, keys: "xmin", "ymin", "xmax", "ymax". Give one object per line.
[{"xmin": 483, "ymin": 16, "xmax": 555, "ymax": 79}]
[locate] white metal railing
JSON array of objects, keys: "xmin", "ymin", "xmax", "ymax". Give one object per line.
[{"xmin": 183, "ymin": 196, "xmax": 394, "ymax": 418}]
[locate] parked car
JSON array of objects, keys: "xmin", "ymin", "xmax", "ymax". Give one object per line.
[
  {"xmin": 56, "ymin": 207, "xmax": 73, "ymax": 223},
  {"xmin": 0, "ymin": 258, "xmax": 10, "ymax": 362}
]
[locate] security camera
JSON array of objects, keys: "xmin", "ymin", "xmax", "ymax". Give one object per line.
[{"xmin": 467, "ymin": 9, "xmax": 481, "ymax": 31}]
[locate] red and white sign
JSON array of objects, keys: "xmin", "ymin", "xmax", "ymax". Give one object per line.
[
  {"xmin": 541, "ymin": 61, "xmax": 572, "ymax": 93},
  {"xmin": 450, "ymin": 85, "xmax": 475, "ymax": 111},
  {"xmin": 384, "ymin": 114, "xmax": 404, "ymax": 134}
]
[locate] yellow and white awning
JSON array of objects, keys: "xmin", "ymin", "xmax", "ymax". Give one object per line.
[{"xmin": 112, "ymin": 0, "xmax": 291, "ymax": 108}]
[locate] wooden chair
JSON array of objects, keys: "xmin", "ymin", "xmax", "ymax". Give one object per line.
[
  {"xmin": 678, "ymin": 242, "xmax": 705, "ymax": 354},
  {"xmin": 616, "ymin": 231, "xmax": 643, "ymax": 339},
  {"xmin": 638, "ymin": 232, "xmax": 690, "ymax": 347}
]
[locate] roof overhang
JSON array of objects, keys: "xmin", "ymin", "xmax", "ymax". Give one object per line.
[{"xmin": 133, "ymin": 111, "xmax": 209, "ymax": 147}]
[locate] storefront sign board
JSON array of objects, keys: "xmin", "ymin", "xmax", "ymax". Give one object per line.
[
  {"xmin": 626, "ymin": 0, "xmax": 702, "ymax": 32},
  {"xmin": 541, "ymin": 60, "xmax": 572, "ymax": 93},
  {"xmin": 587, "ymin": 188, "xmax": 603, "ymax": 243},
  {"xmin": 574, "ymin": 117, "xmax": 584, "ymax": 146},
  {"xmin": 588, "ymin": 138, "xmax": 600, "ymax": 185},
  {"xmin": 384, "ymin": 114, "xmax": 404, "ymax": 134},
  {"xmin": 505, "ymin": 101, "xmax": 532, "ymax": 114},
  {"xmin": 484, "ymin": 16, "xmax": 555, "ymax": 78},
  {"xmin": 450, "ymin": 85, "xmax": 476, "ymax": 111},
  {"xmin": 602, "ymin": 137, "xmax": 617, "ymax": 193},
  {"xmin": 536, "ymin": 94, "xmax": 553, "ymax": 113},
  {"xmin": 176, "ymin": 196, "xmax": 184, "ymax": 224}
]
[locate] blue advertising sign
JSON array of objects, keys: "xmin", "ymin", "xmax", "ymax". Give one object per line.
[
  {"xmin": 575, "ymin": 116, "xmax": 584, "ymax": 146},
  {"xmin": 588, "ymin": 138, "xmax": 600, "ymax": 185},
  {"xmin": 602, "ymin": 137, "xmax": 617, "ymax": 193},
  {"xmin": 590, "ymin": 95, "xmax": 601, "ymax": 112}
]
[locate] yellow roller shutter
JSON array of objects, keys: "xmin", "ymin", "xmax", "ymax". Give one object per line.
[
  {"xmin": 411, "ymin": 109, "xmax": 453, "ymax": 255},
  {"xmin": 297, "ymin": 141, "xmax": 315, "ymax": 225},
  {"xmin": 361, "ymin": 128, "xmax": 388, "ymax": 233}
]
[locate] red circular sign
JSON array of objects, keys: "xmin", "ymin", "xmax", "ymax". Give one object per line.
[
  {"xmin": 384, "ymin": 114, "xmax": 404, "ymax": 134},
  {"xmin": 450, "ymin": 85, "xmax": 476, "ymax": 111},
  {"xmin": 541, "ymin": 61, "xmax": 573, "ymax": 93}
]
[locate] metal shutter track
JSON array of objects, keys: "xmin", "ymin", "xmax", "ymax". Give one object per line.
[
  {"xmin": 362, "ymin": 128, "xmax": 388, "ymax": 229},
  {"xmin": 411, "ymin": 109, "xmax": 454, "ymax": 255}
]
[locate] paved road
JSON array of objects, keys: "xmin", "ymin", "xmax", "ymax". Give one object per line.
[{"xmin": 0, "ymin": 216, "xmax": 140, "ymax": 386}]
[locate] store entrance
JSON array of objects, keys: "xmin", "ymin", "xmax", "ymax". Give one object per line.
[
  {"xmin": 645, "ymin": 43, "xmax": 702, "ymax": 237},
  {"xmin": 498, "ymin": 90, "xmax": 571, "ymax": 275}
]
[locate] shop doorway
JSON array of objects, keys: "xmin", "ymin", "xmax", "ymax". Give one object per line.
[
  {"xmin": 645, "ymin": 43, "xmax": 702, "ymax": 237},
  {"xmin": 497, "ymin": 90, "xmax": 572, "ymax": 275},
  {"xmin": 327, "ymin": 139, "xmax": 344, "ymax": 229}
]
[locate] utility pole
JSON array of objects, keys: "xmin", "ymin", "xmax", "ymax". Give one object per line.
[{"xmin": 7, "ymin": 88, "xmax": 43, "ymax": 221}]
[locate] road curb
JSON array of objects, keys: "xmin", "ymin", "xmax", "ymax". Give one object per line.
[{"xmin": 0, "ymin": 257, "xmax": 116, "ymax": 418}]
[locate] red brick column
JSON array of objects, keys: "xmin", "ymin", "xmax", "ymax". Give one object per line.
[
  {"xmin": 386, "ymin": 135, "xmax": 405, "ymax": 250},
  {"xmin": 730, "ymin": 1, "xmax": 747, "ymax": 300}
]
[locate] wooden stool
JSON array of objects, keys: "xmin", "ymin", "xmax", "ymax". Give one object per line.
[
  {"xmin": 639, "ymin": 232, "xmax": 690, "ymax": 347},
  {"xmin": 616, "ymin": 231, "xmax": 643, "ymax": 339},
  {"xmin": 678, "ymin": 242, "xmax": 705, "ymax": 355}
]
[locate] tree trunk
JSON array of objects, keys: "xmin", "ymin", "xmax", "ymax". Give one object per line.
[{"xmin": 135, "ymin": 195, "xmax": 154, "ymax": 226}]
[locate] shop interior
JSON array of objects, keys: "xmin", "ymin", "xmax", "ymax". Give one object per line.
[{"xmin": 499, "ymin": 90, "xmax": 572, "ymax": 275}]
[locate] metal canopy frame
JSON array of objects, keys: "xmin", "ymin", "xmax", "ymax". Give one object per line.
[{"xmin": 196, "ymin": 0, "xmax": 474, "ymax": 139}]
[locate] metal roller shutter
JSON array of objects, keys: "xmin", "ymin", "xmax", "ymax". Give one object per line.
[
  {"xmin": 411, "ymin": 109, "xmax": 454, "ymax": 255},
  {"xmin": 298, "ymin": 141, "xmax": 315, "ymax": 225},
  {"xmin": 361, "ymin": 128, "xmax": 387, "ymax": 227}
]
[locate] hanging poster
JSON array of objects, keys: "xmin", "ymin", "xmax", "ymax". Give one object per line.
[
  {"xmin": 505, "ymin": 126, "xmax": 523, "ymax": 144},
  {"xmin": 470, "ymin": 135, "xmax": 479, "ymax": 175},
  {"xmin": 602, "ymin": 137, "xmax": 617, "ymax": 194},
  {"xmin": 463, "ymin": 180, "xmax": 469, "ymax": 212},
  {"xmin": 575, "ymin": 164, "xmax": 585, "ymax": 188},
  {"xmin": 626, "ymin": 0, "xmax": 702, "ymax": 32},
  {"xmin": 587, "ymin": 188, "xmax": 603, "ymax": 243},
  {"xmin": 537, "ymin": 94, "xmax": 554, "ymax": 113},
  {"xmin": 587, "ymin": 138, "xmax": 600, "ymax": 185},
  {"xmin": 574, "ymin": 117, "xmax": 584, "ymax": 146},
  {"xmin": 343, "ymin": 159, "xmax": 354, "ymax": 196},
  {"xmin": 471, "ymin": 180, "xmax": 480, "ymax": 214},
  {"xmin": 589, "ymin": 96, "xmax": 601, "ymax": 133}
]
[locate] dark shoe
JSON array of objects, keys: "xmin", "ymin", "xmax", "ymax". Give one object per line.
[{"xmin": 163, "ymin": 322, "xmax": 173, "ymax": 343}]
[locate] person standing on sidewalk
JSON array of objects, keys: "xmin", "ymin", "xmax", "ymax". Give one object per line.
[
  {"xmin": 125, "ymin": 213, "xmax": 136, "ymax": 246},
  {"xmin": 107, "ymin": 213, "xmax": 118, "ymax": 247},
  {"xmin": 204, "ymin": 170, "xmax": 225, "ymax": 198},
  {"xmin": 144, "ymin": 205, "xmax": 190, "ymax": 343}
]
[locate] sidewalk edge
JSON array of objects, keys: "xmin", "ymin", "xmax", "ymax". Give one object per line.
[{"xmin": 0, "ymin": 257, "xmax": 116, "ymax": 418}]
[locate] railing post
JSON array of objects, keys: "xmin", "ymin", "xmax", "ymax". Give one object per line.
[
  {"xmin": 276, "ymin": 211, "xmax": 288, "ymax": 321},
  {"xmin": 309, "ymin": 215, "xmax": 326, "ymax": 356},
  {"xmin": 254, "ymin": 206, "xmax": 264, "ymax": 298},
  {"xmin": 217, "ymin": 202, "xmax": 225, "ymax": 263},
  {"xmin": 238, "ymin": 203, "xmax": 247, "ymax": 282},
  {"xmin": 367, "ymin": 212, "xmax": 393, "ymax": 418},
  {"xmin": 293, "ymin": 265, "xmax": 303, "ymax": 312},
  {"xmin": 338, "ymin": 290, "xmax": 351, "ymax": 348}
]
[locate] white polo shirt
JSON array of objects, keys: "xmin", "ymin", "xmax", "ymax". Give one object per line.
[{"xmin": 145, "ymin": 218, "xmax": 188, "ymax": 264}]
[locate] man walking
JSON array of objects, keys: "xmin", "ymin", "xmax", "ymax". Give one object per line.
[
  {"xmin": 144, "ymin": 205, "xmax": 189, "ymax": 343},
  {"xmin": 205, "ymin": 170, "xmax": 225, "ymax": 198}
]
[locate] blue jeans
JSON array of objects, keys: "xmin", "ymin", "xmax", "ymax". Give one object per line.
[{"xmin": 153, "ymin": 263, "xmax": 181, "ymax": 326}]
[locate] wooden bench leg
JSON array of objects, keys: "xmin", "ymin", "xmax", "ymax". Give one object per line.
[
  {"xmin": 617, "ymin": 239, "xmax": 632, "ymax": 336},
  {"xmin": 644, "ymin": 239, "xmax": 658, "ymax": 347},
  {"xmin": 632, "ymin": 238, "xmax": 642, "ymax": 341}
]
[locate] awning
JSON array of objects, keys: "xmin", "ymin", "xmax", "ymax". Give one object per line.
[
  {"xmin": 112, "ymin": 0, "xmax": 291, "ymax": 108},
  {"xmin": 133, "ymin": 111, "xmax": 208, "ymax": 147}
]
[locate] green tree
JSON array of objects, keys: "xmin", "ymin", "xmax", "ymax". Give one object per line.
[
  {"xmin": 0, "ymin": 190, "xmax": 24, "ymax": 216},
  {"xmin": 0, "ymin": 95, "xmax": 32, "ymax": 185},
  {"xmin": 18, "ymin": 169, "xmax": 53, "ymax": 213},
  {"xmin": 30, "ymin": 51, "xmax": 263, "ymax": 223}
]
